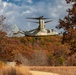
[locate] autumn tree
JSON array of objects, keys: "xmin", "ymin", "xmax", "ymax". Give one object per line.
[
  {"xmin": 0, "ymin": 15, "xmax": 6, "ymax": 31},
  {"xmin": 0, "ymin": 15, "xmax": 7, "ymax": 43},
  {"xmin": 56, "ymin": 0, "xmax": 76, "ymax": 53}
]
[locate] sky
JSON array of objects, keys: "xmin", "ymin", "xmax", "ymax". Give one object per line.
[{"xmin": 0, "ymin": 0, "xmax": 71, "ymax": 33}]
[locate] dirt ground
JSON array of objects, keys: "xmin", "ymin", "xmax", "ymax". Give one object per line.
[
  {"xmin": 30, "ymin": 71, "xmax": 60, "ymax": 75},
  {"xmin": 28, "ymin": 66, "xmax": 76, "ymax": 75}
]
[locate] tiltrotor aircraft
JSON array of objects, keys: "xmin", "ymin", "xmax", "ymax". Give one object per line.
[{"xmin": 13, "ymin": 16, "xmax": 58, "ymax": 37}]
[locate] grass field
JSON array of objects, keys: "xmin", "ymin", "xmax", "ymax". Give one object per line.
[{"xmin": 0, "ymin": 65, "xmax": 76, "ymax": 75}]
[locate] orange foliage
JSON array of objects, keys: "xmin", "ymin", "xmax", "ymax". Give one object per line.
[
  {"xmin": 0, "ymin": 30, "xmax": 75, "ymax": 65},
  {"xmin": 56, "ymin": 1, "xmax": 76, "ymax": 53}
]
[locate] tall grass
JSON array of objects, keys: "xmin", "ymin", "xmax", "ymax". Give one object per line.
[{"xmin": 0, "ymin": 66, "xmax": 32, "ymax": 75}]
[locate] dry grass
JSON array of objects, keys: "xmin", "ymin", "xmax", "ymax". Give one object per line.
[
  {"xmin": 0, "ymin": 61, "xmax": 5, "ymax": 68},
  {"xmin": 0, "ymin": 66, "xmax": 32, "ymax": 75},
  {"xmin": 0, "ymin": 65, "xmax": 76, "ymax": 75},
  {"xmin": 29, "ymin": 66, "xmax": 76, "ymax": 75}
]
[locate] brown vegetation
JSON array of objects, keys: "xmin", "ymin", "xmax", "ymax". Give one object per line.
[
  {"xmin": 0, "ymin": 66, "xmax": 32, "ymax": 75},
  {"xmin": 56, "ymin": 0, "xmax": 76, "ymax": 53},
  {"xmin": 0, "ymin": 30, "xmax": 76, "ymax": 66}
]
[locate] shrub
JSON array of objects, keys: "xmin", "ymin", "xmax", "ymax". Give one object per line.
[
  {"xmin": 50, "ymin": 54, "xmax": 55, "ymax": 59},
  {"xmin": 55, "ymin": 42, "xmax": 61, "ymax": 46},
  {"xmin": 49, "ymin": 54, "xmax": 55, "ymax": 66},
  {"xmin": 49, "ymin": 38, "xmax": 54, "ymax": 42},
  {"xmin": 59, "ymin": 56, "xmax": 65, "ymax": 65}
]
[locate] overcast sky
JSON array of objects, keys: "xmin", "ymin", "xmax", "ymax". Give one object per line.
[{"xmin": 0, "ymin": 0, "xmax": 71, "ymax": 32}]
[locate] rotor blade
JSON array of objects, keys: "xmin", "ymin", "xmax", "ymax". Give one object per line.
[
  {"xmin": 26, "ymin": 18, "xmax": 51, "ymax": 20},
  {"xmin": 45, "ymin": 20, "xmax": 53, "ymax": 23},
  {"xmin": 26, "ymin": 16, "xmax": 43, "ymax": 19},
  {"xmin": 26, "ymin": 16, "xmax": 51, "ymax": 20},
  {"xmin": 32, "ymin": 22, "xmax": 39, "ymax": 23},
  {"xmin": 42, "ymin": 18, "xmax": 51, "ymax": 19},
  {"xmin": 26, "ymin": 18, "xmax": 40, "ymax": 20},
  {"xmin": 30, "ymin": 21, "xmax": 39, "ymax": 23}
]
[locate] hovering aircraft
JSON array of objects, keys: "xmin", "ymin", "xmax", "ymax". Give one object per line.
[{"xmin": 13, "ymin": 16, "xmax": 58, "ymax": 37}]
